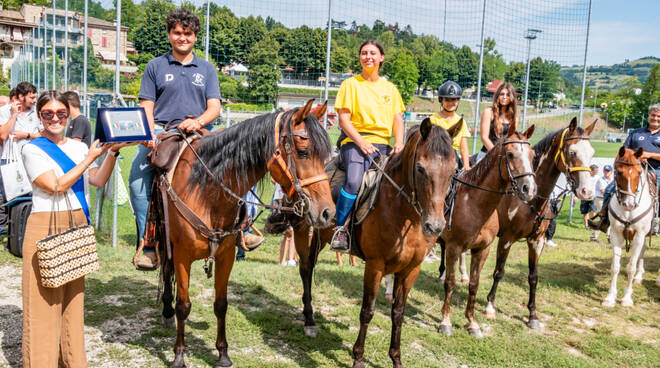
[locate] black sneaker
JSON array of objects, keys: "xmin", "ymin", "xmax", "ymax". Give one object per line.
[{"xmin": 330, "ymin": 226, "xmax": 350, "ymax": 253}]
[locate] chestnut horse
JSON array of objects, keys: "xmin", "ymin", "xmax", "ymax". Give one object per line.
[
  {"xmin": 160, "ymin": 100, "xmax": 335, "ymax": 368},
  {"xmin": 271, "ymin": 119, "xmax": 461, "ymax": 368},
  {"xmin": 438, "ymin": 122, "xmax": 537, "ymax": 338},
  {"xmin": 603, "ymin": 147, "xmax": 654, "ymax": 307},
  {"xmin": 485, "ymin": 118, "xmax": 596, "ymax": 329}
]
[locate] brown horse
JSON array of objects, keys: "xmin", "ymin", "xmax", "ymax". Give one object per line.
[
  {"xmin": 438, "ymin": 122, "xmax": 536, "ymax": 338},
  {"xmin": 272, "ymin": 118, "xmax": 461, "ymax": 368},
  {"xmin": 160, "ymin": 100, "xmax": 335, "ymax": 368},
  {"xmin": 485, "ymin": 118, "xmax": 596, "ymax": 329}
]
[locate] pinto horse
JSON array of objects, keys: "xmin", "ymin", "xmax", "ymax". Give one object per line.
[
  {"xmin": 603, "ymin": 147, "xmax": 655, "ymax": 307},
  {"xmin": 160, "ymin": 100, "xmax": 335, "ymax": 368},
  {"xmin": 272, "ymin": 119, "xmax": 460, "ymax": 368},
  {"xmin": 438, "ymin": 122, "xmax": 537, "ymax": 338},
  {"xmin": 485, "ymin": 117, "xmax": 596, "ymax": 329}
]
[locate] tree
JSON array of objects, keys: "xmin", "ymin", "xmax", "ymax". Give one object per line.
[
  {"xmin": 246, "ymin": 36, "xmax": 282, "ymax": 104},
  {"xmin": 209, "ymin": 5, "xmax": 240, "ymax": 66},
  {"xmin": 427, "ymin": 48, "xmax": 458, "ymax": 90},
  {"xmin": 631, "ymin": 63, "xmax": 660, "ymax": 126},
  {"xmin": 387, "ymin": 50, "xmax": 418, "ymax": 105},
  {"xmin": 331, "ymin": 44, "xmax": 352, "ymax": 73},
  {"xmin": 113, "ymin": 0, "xmax": 144, "ymax": 42},
  {"xmin": 132, "ymin": 0, "xmax": 174, "ymax": 57},
  {"xmin": 455, "ymin": 46, "xmax": 477, "ymax": 88},
  {"xmin": 236, "ymin": 15, "xmax": 267, "ymax": 63}
]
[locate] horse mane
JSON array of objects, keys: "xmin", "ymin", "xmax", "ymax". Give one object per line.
[
  {"xmin": 388, "ymin": 124, "xmax": 454, "ymax": 170},
  {"xmin": 532, "ymin": 126, "xmax": 587, "ymax": 170},
  {"xmin": 461, "ymin": 138, "xmax": 504, "ymax": 183},
  {"xmin": 188, "ymin": 108, "xmax": 331, "ymax": 190}
]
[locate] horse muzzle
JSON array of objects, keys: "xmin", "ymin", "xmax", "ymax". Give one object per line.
[{"xmin": 422, "ymin": 217, "xmax": 446, "ymax": 238}]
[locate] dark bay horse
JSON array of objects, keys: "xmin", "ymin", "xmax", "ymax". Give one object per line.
[
  {"xmin": 275, "ymin": 119, "xmax": 461, "ymax": 368},
  {"xmin": 485, "ymin": 118, "xmax": 596, "ymax": 329},
  {"xmin": 438, "ymin": 122, "xmax": 536, "ymax": 338},
  {"xmin": 161, "ymin": 100, "xmax": 335, "ymax": 368}
]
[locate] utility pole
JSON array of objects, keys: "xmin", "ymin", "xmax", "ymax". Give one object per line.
[
  {"xmin": 578, "ymin": 0, "xmax": 593, "ymax": 128},
  {"xmin": 322, "ymin": 0, "xmax": 333, "ymax": 129},
  {"xmin": 472, "ymin": 0, "xmax": 487, "ymax": 154},
  {"xmin": 521, "ymin": 28, "xmax": 542, "ymax": 130}
]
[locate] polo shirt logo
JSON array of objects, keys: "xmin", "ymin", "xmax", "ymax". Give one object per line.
[
  {"xmin": 192, "ymin": 73, "xmax": 205, "ymax": 87},
  {"xmin": 639, "ymin": 136, "xmax": 645, "ymax": 141},
  {"xmin": 165, "ymin": 74, "xmax": 174, "ymax": 82}
]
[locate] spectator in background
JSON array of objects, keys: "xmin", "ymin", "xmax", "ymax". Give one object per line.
[
  {"xmin": 0, "ymin": 82, "xmax": 41, "ymax": 157},
  {"xmin": 477, "ymin": 81, "xmax": 517, "ymax": 162},
  {"xmin": 236, "ymin": 187, "xmax": 264, "ymax": 261},
  {"xmin": 63, "ymin": 91, "xmax": 92, "ymax": 147},
  {"xmin": 590, "ymin": 164, "xmax": 613, "ymax": 242},
  {"xmin": 272, "ymin": 182, "xmax": 297, "ymax": 266},
  {"xmin": 544, "ymin": 187, "xmax": 563, "ymax": 248},
  {"xmin": 580, "ymin": 164, "xmax": 599, "ymax": 229},
  {"xmin": 336, "ymin": 251, "xmax": 357, "ymax": 267}
]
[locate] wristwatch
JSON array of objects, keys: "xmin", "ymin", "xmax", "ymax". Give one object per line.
[
  {"xmin": 197, "ymin": 118, "xmax": 204, "ymax": 128},
  {"xmin": 26, "ymin": 133, "xmax": 31, "ymax": 139}
]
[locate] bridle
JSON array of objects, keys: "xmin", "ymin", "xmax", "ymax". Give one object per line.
[
  {"xmin": 267, "ymin": 112, "xmax": 329, "ymax": 216},
  {"xmin": 553, "ymin": 128, "xmax": 591, "ymax": 191},
  {"xmin": 452, "ymin": 136, "xmax": 535, "ymax": 197},
  {"xmin": 612, "ymin": 159, "xmax": 645, "ymax": 207}
]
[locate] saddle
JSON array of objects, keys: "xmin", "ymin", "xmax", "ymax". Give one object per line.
[{"xmin": 327, "ymin": 154, "xmax": 388, "ymax": 259}]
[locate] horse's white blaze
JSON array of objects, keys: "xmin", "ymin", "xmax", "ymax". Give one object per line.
[
  {"xmin": 606, "ymin": 169, "xmax": 653, "ymax": 307},
  {"xmin": 571, "ymin": 140, "xmax": 596, "ymax": 198},
  {"xmin": 508, "ymin": 205, "xmax": 519, "ymax": 220}
]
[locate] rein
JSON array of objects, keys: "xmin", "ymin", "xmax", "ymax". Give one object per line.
[
  {"xmin": 452, "ymin": 139, "xmax": 534, "ymax": 196},
  {"xmin": 365, "ymin": 135, "xmax": 423, "ymax": 216}
]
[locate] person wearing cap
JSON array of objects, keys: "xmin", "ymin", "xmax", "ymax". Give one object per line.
[
  {"xmin": 476, "ymin": 81, "xmax": 517, "ymax": 162},
  {"xmin": 589, "ymin": 103, "xmax": 660, "ymax": 232},
  {"xmin": 580, "ymin": 164, "xmax": 599, "ymax": 229},
  {"xmin": 329, "ymin": 39, "xmax": 406, "ymax": 252},
  {"xmin": 590, "ymin": 164, "xmax": 613, "ymax": 242},
  {"xmin": 429, "ymin": 81, "xmax": 471, "ymax": 170}
]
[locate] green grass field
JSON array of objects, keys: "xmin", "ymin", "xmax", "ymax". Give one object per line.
[{"xmin": 0, "ymin": 122, "xmax": 654, "ymax": 367}]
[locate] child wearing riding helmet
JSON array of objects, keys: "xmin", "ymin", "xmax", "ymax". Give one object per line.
[
  {"xmin": 330, "ymin": 39, "xmax": 406, "ymax": 252},
  {"xmin": 429, "ymin": 80, "xmax": 471, "ymax": 170},
  {"xmin": 477, "ymin": 81, "xmax": 517, "ymax": 161}
]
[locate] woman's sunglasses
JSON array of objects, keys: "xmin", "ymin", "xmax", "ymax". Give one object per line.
[{"xmin": 40, "ymin": 109, "xmax": 68, "ymax": 121}]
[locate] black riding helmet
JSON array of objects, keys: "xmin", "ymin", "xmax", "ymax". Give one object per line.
[{"xmin": 438, "ymin": 81, "xmax": 462, "ymax": 100}]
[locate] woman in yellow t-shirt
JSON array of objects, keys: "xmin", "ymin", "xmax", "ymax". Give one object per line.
[
  {"xmin": 330, "ymin": 39, "xmax": 406, "ymax": 252},
  {"xmin": 429, "ymin": 80, "xmax": 471, "ymax": 170}
]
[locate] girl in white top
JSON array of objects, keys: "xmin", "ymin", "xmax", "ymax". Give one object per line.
[{"xmin": 20, "ymin": 90, "xmax": 133, "ymax": 367}]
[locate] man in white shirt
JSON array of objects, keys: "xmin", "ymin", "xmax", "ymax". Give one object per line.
[
  {"xmin": 0, "ymin": 82, "xmax": 41, "ymax": 230},
  {"xmin": 591, "ymin": 164, "xmax": 613, "ymax": 242}
]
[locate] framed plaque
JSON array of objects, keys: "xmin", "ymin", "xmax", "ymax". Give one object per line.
[{"xmin": 94, "ymin": 107, "xmax": 153, "ymax": 143}]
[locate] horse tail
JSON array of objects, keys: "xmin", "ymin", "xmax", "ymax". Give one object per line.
[{"xmin": 437, "ymin": 237, "xmax": 446, "ymax": 277}]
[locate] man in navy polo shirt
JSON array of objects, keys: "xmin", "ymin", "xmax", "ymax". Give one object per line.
[
  {"xmin": 589, "ymin": 103, "xmax": 660, "ymax": 232},
  {"xmin": 130, "ymin": 8, "xmax": 221, "ymax": 270}
]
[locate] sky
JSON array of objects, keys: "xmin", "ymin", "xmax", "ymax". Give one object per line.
[{"xmin": 110, "ymin": 0, "xmax": 659, "ymax": 66}]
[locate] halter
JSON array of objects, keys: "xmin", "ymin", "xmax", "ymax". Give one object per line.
[
  {"xmin": 612, "ymin": 159, "xmax": 645, "ymax": 207},
  {"xmin": 553, "ymin": 128, "xmax": 591, "ymax": 189},
  {"xmin": 267, "ymin": 112, "xmax": 329, "ymax": 214}
]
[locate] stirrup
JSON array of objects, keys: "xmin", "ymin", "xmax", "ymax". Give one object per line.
[
  {"xmin": 132, "ymin": 239, "xmax": 161, "ymax": 271},
  {"xmin": 330, "ymin": 226, "xmax": 350, "ymax": 253}
]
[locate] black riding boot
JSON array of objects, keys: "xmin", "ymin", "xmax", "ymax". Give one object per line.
[{"xmin": 587, "ymin": 197, "xmax": 611, "ymax": 232}]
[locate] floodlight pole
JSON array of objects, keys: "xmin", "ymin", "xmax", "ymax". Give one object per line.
[
  {"xmin": 521, "ymin": 28, "xmax": 542, "ymax": 130},
  {"xmin": 323, "ymin": 0, "xmax": 332, "ymax": 129},
  {"xmin": 51, "ymin": 0, "xmax": 56, "ymax": 90},
  {"xmin": 472, "ymin": 0, "xmax": 487, "ymax": 154},
  {"xmin": 205, "ymin": 0, "xmax": 210, "ymax": 61},
  {"xmin": 64, "ymin": 0, "xmax": 68, "ymax": 90},
  {"xmin": 83, "ymin": 0, "xmax": 88, "ymax": 116},
  {"xmin": 578, "ymin": 0, "xmax": 593, "ymax": 128}
]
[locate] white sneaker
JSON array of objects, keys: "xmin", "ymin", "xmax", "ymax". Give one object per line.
[
  {"xmin": 286, "ymin": 260, "xmax": 298, "ymax": 267},
  {"xmin": 545, "ymin": 239, "xmax": 558, "ymax": 248}
]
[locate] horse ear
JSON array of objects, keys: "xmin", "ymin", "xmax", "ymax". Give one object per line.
[
  {"xmin": 568, "ymin": 117, "xmax": 577, "ymax": 132},
  {"xmin": 292, "ymin": 99, "xmax": 315, "ymax": 126},
  {"xmin": 618, "ymin": 146, "xmax": 626, "ymax": 158},
  {"xmin": 584, "ymin": 119, "xmax": 597, "ymax": 136},
  {"xmin": 446, "ymin": 117, "xmax": 463, "ymax": 139},
  {"xmin": 420, "ymin": 117, "xmax": 433, "ymax": 140},
  {"xmin": 524, "ymin": 124, "xmax": 535, "ymax": 139},
  {"xmin": 310, "ymin": 101, "xmax": 327, "ymax": 121},
  {"xmin": 635, "ymin": 147, "xmax": 644, "ymax": 158},
  {"xmin": 506, "ymin": 120, "xmax": 516, "ymax": 137}
]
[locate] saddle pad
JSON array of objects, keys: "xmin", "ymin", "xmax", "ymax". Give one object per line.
[{"xmin": 325, "ymin": 155, "xmax": 387, "ymax": 225}]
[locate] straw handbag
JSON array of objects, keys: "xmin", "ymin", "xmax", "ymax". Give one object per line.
[{"xmin": 36, "ymin": 185, "xmax": 99, "ymax": 288}]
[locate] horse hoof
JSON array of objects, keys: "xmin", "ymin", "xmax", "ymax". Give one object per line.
[
  {"xmin": 304, "ymin": 326, "xmax": 318, "ymax": 338},
  {"xmin": 621, "ymin": 299, "xmax": 634, "ymax": 307},
  {"xmin": 601, "ymin": 299, "xmax": 616, "ymax": 308},
  {"xmin": 633, "ymin": 278, "xmax": 643, "ymax": 285},
  {"xmin": 438, "ymin": 324, "xmax": 453, "ymax": 336},
  {"xmin": 467, "ymin": 327, "xmax": 483, "ymax": 338},
  {"xmin": 527, "ymin": 319, "xmax": 543, "ymax": 330},
  {"xmin": 214, "ymin": 357, "xmax": 233, "ymax": 368},
  {"xmin": 163, "ymin": 316, "xmax": 176, "ymax": 328}
]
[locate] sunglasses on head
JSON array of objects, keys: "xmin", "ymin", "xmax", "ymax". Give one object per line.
[{"xmin": 40, "ymin": 109, "xmax": 68, "ymax": 121}]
